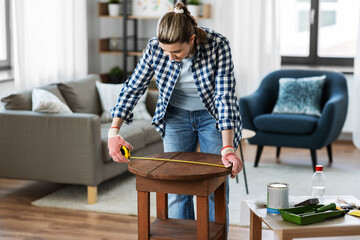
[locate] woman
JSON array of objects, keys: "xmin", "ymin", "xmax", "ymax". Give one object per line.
[{"xmin": 108, "ymin": 2, "xmax": 242, "ymax": 231}]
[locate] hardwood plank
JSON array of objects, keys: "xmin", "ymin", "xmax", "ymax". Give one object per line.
[
  {"xmin": 150, "ymin": 219, "xmax": 222, "ymax": 240},
  {"xmin": 128, "ymin": 152, "xmax": 181, "ymax": 178},
  {"xmin": 148, "ymin": 152, "xmax": 230, "ymax": 181}
]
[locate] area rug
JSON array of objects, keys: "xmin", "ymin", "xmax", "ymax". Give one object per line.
[{"xmin": 32, "ymin": 163, "xmax": 360, "ymax": 226}]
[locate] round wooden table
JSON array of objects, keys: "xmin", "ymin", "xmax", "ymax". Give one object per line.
[{"xmin": 128, "ymin": 152, "xmax": 231, "ymax": 240}]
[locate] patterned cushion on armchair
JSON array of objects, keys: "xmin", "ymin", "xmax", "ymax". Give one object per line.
[{"xmin": 272, "ymin": 75, "xmax": 326, "ymax": 117}]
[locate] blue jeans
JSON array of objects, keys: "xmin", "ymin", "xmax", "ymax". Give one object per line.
[{"xmin": 163, "ymin": 105, "xmax": 230, "ymax": 230}]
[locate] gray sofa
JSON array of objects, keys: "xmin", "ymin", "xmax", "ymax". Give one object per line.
[{"xmin": 0, "ymin": 74, "xmax": 163, "ymax": 203}]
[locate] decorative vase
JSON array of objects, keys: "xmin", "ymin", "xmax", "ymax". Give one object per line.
[
  {"xmin": 186, "ymin": 4, "xmax": 200, "ymax": 18},
  {"xmin": 108, "ymin": 4, "xmax": 121, "ymax": 16}
]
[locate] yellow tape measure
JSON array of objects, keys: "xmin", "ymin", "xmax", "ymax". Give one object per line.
[{"xmin": 120, "ymin": 146, "xmax": 226, "ymax": 168}]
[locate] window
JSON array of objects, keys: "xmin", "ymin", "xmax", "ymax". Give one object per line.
[
  {"xmin": 280, "ymin": 0, "xmax": 360, "ymax": 66},
  {"xmin": 0, "ymin": 0, "xmax": 10, "ymax": 69}
]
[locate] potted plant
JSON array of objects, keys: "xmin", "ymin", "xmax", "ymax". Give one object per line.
[
  {"xmin": 109, "ymin": 66, "xmax": 126, "ymax": 83},
  {"xmin": 186, "ymin": 0, "xmax": 201, "ymax": 18},
  {"xmin": 108, "ymin": 0, "xmax": 121, "ymax": 16}
]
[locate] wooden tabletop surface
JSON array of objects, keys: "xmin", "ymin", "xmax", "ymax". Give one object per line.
[{"xmin": 128, "ymin": 152, "xmax": 231, "ymax": 181}]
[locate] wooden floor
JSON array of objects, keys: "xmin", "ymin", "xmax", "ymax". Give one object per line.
[{"xmin": 0, "ymin": 140, "xmax": 359, "ymax": 239}]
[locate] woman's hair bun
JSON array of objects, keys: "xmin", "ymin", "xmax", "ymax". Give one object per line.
[{"xmin": 157, "ymin": 1, "xmax": 207, "ymax": 44}]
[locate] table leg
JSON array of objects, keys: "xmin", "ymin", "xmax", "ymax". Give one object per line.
[
  {"xmin": 215, "ymin": 182, "xmax": 227, "ymax": 240},
  {"xmin": 197, "ymin": 196, "xmax": 210, "ymax": 240},
  {"xmin": 274, "ymin": 230, "xmax": 293, "ymax": 240},
  {"xmin": 250, "ymin": 209, "xmax": 262, "ymax": 240},
  {"xmin": 156, "ymin": 192, "xmax": 168, "ymax": 219},
  {"xmin": 138, "ymin": 191, "xmax": 150, "ymax": 240},
  {"xmin": 239, "ymin": 141, "xmax": 249, "ymax": 194}
]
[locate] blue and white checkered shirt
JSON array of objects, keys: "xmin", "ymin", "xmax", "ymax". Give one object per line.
[{"xmin": 111, "ymin": 27, "xmax": 242, "ymax": 149}]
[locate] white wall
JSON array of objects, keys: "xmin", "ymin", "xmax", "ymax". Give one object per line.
[
  {"xmin": 342, "ymin": 74, "xmax": 354, "ymax": 134},
  {"xmin": 87, "ymin": 0, "xmax": 101, "ymax": 74},
  {"xmin": 0, "ymin": 80, "xmax": 15, "ymax": 101}
]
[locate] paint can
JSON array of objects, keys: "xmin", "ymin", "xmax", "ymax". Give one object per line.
[{"xmin": 267, "ymin": 182, "xmax": 289, "ymax": 214}]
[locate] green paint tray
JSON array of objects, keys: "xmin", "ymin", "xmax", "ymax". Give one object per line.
[{"xmin": 278, "ymin": 204, "xmax": 345, "ymax": 225}]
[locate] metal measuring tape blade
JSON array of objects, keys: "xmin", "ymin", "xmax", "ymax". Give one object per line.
[{"xmin": 120, "ymin": 146, "xmax": 227, "ymax": 168}]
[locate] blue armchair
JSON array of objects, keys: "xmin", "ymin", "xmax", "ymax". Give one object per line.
[{"xmin": 239, "ymin": 69, "xmax": 348, "ymax": 171}]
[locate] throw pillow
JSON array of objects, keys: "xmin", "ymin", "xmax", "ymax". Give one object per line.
[
  {"xmin": 95, "ymin": 81, "xmax": 152, "ymax": 123},
  {"xmin": 57, "ymin": 75, "xmax": 102, "ymax": 115},
  {"xmin": 1, "ymin": 89, "xmax": 32, "ymax": 110},
  {"xmin": 41, "ymin": 84, "xmax": 68, "ymax": 104},
  {"xmin": 272, "ymin": 75, "xmax": 326, "ymax": 117},
  {"xmin": 32, "ymin": 88, "xmax": 72, "ymax": 114}
]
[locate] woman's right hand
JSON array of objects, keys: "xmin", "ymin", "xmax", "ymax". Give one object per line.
[
  {"xmin": 221, "ymin": 146, "xmax": 243, "ymax": 178},
  {"xmin": 108, "ymin": 128, "xmax": 133, "ymax": 163}
]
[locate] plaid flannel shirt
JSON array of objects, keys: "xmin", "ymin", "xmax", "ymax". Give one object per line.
[{"xmin": 111, "ymin": 27, "xmax": 242, "ymax": 149}]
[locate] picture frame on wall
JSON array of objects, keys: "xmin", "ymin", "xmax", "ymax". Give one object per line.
[{"xmin": 132, "ymin": 0, "xmax": 175, "ymax": 17}]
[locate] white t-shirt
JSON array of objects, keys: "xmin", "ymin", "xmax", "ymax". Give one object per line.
[{"xmin": 169, "ymin": 56, "xmax": 206, "ymax": 111}]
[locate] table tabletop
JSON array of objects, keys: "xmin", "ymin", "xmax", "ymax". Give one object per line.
[
  {"xmin": 247, "ymin": 195, "xmax": 360, "ymax": 231},
  {"xmin": 242, "ymin": 129, "xmax": 256, "ymax": 140},
  {"xmin": 128, "ymin": 152, "xmax": 231, "ymax": 181}
]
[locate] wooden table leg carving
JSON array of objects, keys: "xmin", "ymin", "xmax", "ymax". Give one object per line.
[
  {"xmin": 156, "ymin": 192, "xmax": 168, "ymax": 219},
  {"xmin": 138, "ymin": 191, "xmax": 150, "ymax": 240},
  {"xmin": 197, "ymin": 196, "xmax": 210, "ymax": 240},
  {"xmin": 215, "ymin": 182, "xmax": 226, "ymax": 239},
  {"xmin": 250, "ymin": 209, "xmax": 262, "ymax": 240}
]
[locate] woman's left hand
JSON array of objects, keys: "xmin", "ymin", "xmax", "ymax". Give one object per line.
[{"xmin": 221, "ymin": 147, "xmax": 243, "ymax": 178}]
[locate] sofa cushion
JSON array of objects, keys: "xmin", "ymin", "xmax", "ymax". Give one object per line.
[
  {"xmin": 42, "ymin": 84, "xmax": 68, "ymax": 104},
  {"xmin": 1, "ymin": 84, "xmax": 67, "ymax": 110},
  {"xmin": 95, "ymin": 81, "xmax": 152, "ymax": 122},
  {"xmin": 254, "ymin": 113, "xmax": 319, "ymax": 134},
  {"xmin": 57, "ymin": 74, "xmax": 102, "ymax": 115},
  {"xmin": 130, "ymin": 120, "xmax": 162, "ymax": 144},
  {"xmin": 101, "ymin": 121, "xmax": 161, "ymax": 163},
  {"xmin": 101, "ymin": 123, "xmax": 145, "ymax": 163},
  {"xmin": 272, "ymin": 75, "xmax": 326, "ymax": 117},
  {"xmin": 1, "ymin": 89, "xmax": 32, "ymax": 110},
  {"xmin": 32, "ymin": 88, "xmax": 72, "ymax": 113}
]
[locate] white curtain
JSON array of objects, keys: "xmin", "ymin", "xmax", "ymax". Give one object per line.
[
  {"xmin": 11, "ymin": 0, "xmax": 88, "ymax": 90},
  {"xmin": 353, "ymin": 10, "xmax": 360, "ymax": 149},
  {"xmin": 211, "ymin": 0, "xmax": 281, "ymax": 97}
]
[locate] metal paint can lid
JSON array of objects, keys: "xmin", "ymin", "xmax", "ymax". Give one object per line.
[{"xmin": 267, "ymin": 182, "xmax": 288, "ymax": 189}]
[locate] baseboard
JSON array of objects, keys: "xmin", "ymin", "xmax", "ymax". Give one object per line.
[{"xmin": 338, "ymin": 132, "xmax": 353, "ymax": 141}]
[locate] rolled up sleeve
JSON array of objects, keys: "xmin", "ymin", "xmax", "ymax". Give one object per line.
[{"xmin": 215, "ymin": 39, "xmax": 241, "ymax": 132}]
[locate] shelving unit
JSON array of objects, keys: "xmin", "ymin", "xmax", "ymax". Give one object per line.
[
  {"xmin": 98, "ymin": 38, "xmax": 145, "ymax": 56},
  {"xmin": 97, "ymin": 1, "xmax": 211, "ymax": 83},
  {"xmin": 98, "ymin": 1, "xmax": 139, "ymax": 81}
]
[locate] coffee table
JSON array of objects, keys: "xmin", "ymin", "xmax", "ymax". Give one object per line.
[
  {"xmin": 247, "ymin": 195, "xmax": 360, "ymax": 240},
  {"xmin": 128, "ymin": 152, "xmax": 231, "ymax": 240}
]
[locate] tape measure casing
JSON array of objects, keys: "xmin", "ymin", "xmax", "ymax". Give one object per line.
[{"xmin": 121, "ymin": 146, "xmax": 131, "ymax": 159}]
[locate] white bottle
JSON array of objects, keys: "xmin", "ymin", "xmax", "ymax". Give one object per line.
[{"xmin": 311, "ymin": 165, "xmax": 326, "ymax": 204}]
